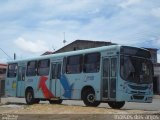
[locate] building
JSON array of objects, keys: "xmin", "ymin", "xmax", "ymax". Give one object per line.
[
  {"xmin": 41, "ymin": 51, "xmax": 54, "ymax": 55},
  {"xmin": 0, "ymin": 63, "xmax": 7, "ymax": 96},
  {"xmin": 54, "ymin": 39, "xmax": 116, "ymax": 53}
]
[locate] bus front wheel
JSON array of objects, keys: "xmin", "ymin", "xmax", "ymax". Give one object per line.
[
  {"xmin": 25, "ymin": 89, "xmax": 35, "ymax": 105},
  {"xmin": 82, "ymin": 88, "xmax": 100, "ymax": 107},
  {"xmin": 108, "ymin": 101, "xmax": 125, "ymax": 109}
]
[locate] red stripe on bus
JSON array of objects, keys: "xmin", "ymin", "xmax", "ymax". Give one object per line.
[{"xmin": 38, "ymin": 76, "xmax": 55, "ymax": 98}]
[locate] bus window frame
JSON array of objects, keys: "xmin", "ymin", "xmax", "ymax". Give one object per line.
[
  {"xmin": 83, "ymin": 52, "xmax": 100, "ymax": 73},
  {"xmin": 26, "ymin": 60, "xmax": 37, "ymax": 77},
  {"xmin": 37, "ymin": 59, "xmax": 50, "ymax": 76},
  {"xmin": 66, "ymin": 55, "xmax": 83, "ymax": 74}
]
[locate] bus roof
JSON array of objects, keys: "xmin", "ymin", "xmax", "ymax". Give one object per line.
[
  {"xmin": 8, "ymin": 45, "xmax": 122, "ymax": 63},
  {"xmin": 7, "ymin": 45, "xmax": 149, "ymax": 64}
]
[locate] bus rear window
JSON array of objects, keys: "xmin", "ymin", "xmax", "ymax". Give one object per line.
[
  {"xmin": 26, "ymin": 61, "xmax": 37, "ymax": 76},
  {"xmin": 38, "ymin": 59, "xmax": 50, "ymax": 76},
  {"xmin": 7, "ymin": 63, "xmax": 17, "ymax": 78},
  {"xmin": 84, "ymin": 52, "xmax": 100, "ymax": 73},
  {"xmin": 66, "ymin": 55, "xmax": 83, "ymax": 74}
]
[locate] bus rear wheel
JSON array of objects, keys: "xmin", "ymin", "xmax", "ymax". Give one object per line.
[
  {"xmin": 108, "ymin": 101, "xmax": 125, "ymax": 109},
  {"xmin": 82, "ymin": 88, "xmax": 100, "ymax": 107},
  {"xmin": 25, "ymin": 89, "xmax": 35, "ymax": 105},
  {"xmin": 49, "ymin": 99, "xmax": 63, "ymax": 104}
]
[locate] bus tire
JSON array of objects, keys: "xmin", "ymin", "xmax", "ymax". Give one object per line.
[
  {"xmin": 49, "ymin": 99, "xmax": 63, "ymax": 104},
  {"xmin": 108, "ymin": 101, "xmax": 125, "ymax": 109},
  {"xmin": 34, "ymin": 99, "xmax": 40, "ymax": 104},
  {"xmin": 25, "ymin": 89, "xmax": 35, "ymax": 105},
  {"xmin": 82, "ymin": 88, "xmax": 100, "ymax": 107}
]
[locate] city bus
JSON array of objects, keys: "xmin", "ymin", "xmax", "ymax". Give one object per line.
[{"xmin": 5, "ymin": 45, "xmax": 153, "ymax": 109}]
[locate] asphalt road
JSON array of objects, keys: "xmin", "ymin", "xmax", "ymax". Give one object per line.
[
  {"xmin": 0, "ymin": 97, "xmax": 160, "ymax": 120},
  {"xmin": 1, "ymin": 97, "xmax": 160, "ymax": 112}
]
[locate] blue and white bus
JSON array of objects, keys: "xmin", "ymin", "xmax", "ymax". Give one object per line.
[{"xmin": 5, "ymin": 45, "xmax": 153, "ymax": 109}]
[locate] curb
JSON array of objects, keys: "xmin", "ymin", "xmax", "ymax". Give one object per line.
[{"xmin": 153, "ymin": 95, "xmax": 160, "ymax": 99}]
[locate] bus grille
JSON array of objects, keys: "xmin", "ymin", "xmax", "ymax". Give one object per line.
[
  {"xmin": 131, "ymin": 91, "xmax": 145, "ymax": 94},
  {"xmin": 132, "ymin": 95, "xmax": 144, "ymax": 100},
  {"xmin": 128, "ymin": 85, "xmax": 148, "ymax": 90}
]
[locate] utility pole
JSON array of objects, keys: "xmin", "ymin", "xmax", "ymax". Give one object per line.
[
  {"xmin": 14, "ymin": 53, "xmax": 16, "ymax": 60},
  {"xmin": 63, "ymin": 32, "xmax": 67, "ymax": 46}
]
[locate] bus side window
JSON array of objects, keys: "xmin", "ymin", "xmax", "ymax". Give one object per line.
[
  {"xmin": 52, "ymin": 63, "xmax": 61, "ymax": 79},
  {"xmin": 103, "ymin": 59, "xmax": 109, "ymax": 77},
  {"xmin": 66, "ymin": 55, "xmax": 83, "ymax": 74},
  {"xmin": 38, "ymin": 59, "xmax": 50, "ymax": 76},
  {"xmin": 18, "ymin": 67, "xmax": 25, "ymax": 81},
  {"xmin": 52, "ymin": 64, "xmax": 56, "ymax": 79},
  {"xmin": 22, "ymin": 67, "xmax": 25, "ymax": 81},
  {"xmin": 84, "ymin": 52, "xmax": 100, "ymax": 73},
  {"xmin": 26, "ymin": 61, "xmax": 37, "ymax": 76},
  {"xmin": 57, "ymin": 64, "xmax": 62, "ymax": 79},
  {"xmin": 7, "ymin": 63, "xmax": 17, "ymax": 78}
]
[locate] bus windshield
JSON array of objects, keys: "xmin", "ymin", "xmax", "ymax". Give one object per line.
[
  {"xmin": 120, "ymin": 46, "xmax": 151, "ymax": 58},
  {"xmin": 120, "ymin": 55, "xmax": 153, "ymax": 84}
]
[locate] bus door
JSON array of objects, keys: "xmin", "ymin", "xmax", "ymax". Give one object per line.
[
  {"xmin": 50, "ymin": 62, "xmax": 62, "ymax": 97},
  {"xmin": 102, "ymin": 57, "xmax": 117, "ymax": 100},
  {"xmin": 17, "ymin": 66, "xmax": 25, "ymax": 97}
]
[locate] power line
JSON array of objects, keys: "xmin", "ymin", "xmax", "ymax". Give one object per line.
[{"xmin": 0, "ymin": 48, "xmax": 13, "ymax": 60}]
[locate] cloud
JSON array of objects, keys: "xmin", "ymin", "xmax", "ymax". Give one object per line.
[
  {"xmin": 144, "ymin": 37, "xmax": 160, "ymax": 49},
  {"xmin": 151, "ymin": 7, "xmax": 160, "ymax": 18},
  {"xmin": 14, "ymin": 37, "xmax": 49, "ymax": 53},
  {"xmin": 119, "ymin": 0, "xmax": 143, "ymax": 8},
  {"xmin": 0, "ymin": 58, "xmax": 7, "ymax": 63},
  {"xmin": 0, "ymin": 0, "xmax": 160, "ymax": 62},
  {"xmin": 154, "ymin": 37, "xmax": 160, "ymax": 46}
]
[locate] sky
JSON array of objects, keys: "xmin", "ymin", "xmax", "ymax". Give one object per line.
[{"xmin": 0, "ymin": 0, "xmax": 160, "ymax": 63}]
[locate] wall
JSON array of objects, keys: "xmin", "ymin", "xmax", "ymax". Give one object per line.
[{"xmin": 0, "ymin": 64, "xmax": 7, "ymax": 96}]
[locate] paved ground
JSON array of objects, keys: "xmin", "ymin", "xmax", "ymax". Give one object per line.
[
  {"xmin": 0, "ymin": 97, "xmax": 160, "ymax": 120},
  {"xmin": 0, "ymin": 97, "xmax": 160, "ymax": 112}
]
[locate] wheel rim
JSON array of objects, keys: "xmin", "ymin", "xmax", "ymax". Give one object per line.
[
  {"xmin": 87, "ymin": 93, "xmax": 95, "ymax": 103},
  {"xmin": 27, "ymin": 92, "xmax": 32, "ymax": 102}
]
